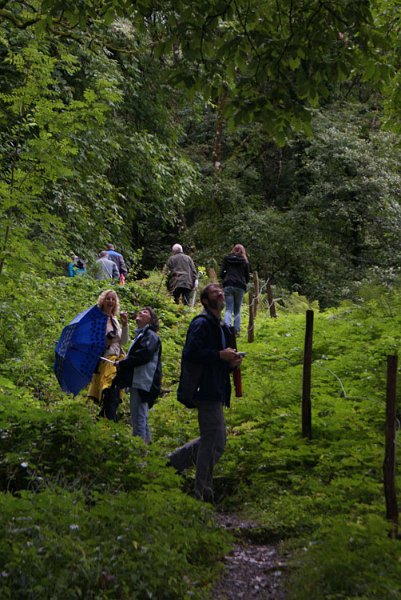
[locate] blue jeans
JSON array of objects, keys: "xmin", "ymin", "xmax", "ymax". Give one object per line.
[
  {"xmin": 223, "ymin": 286, "xmax": 245, "ymax": 334},
  {"xmin": 130, "ymin": 388, "xmax": 151, "ymax": 443}
]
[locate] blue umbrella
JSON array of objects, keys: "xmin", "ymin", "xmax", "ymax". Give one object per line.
[{"xmin": 54, "ymin": 305, "xmax": 108, "ymax": 395}]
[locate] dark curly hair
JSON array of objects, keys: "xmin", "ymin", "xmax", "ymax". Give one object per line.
[
  {"xmin": 200, "ymin": 284, "xmax": 223, "ymax": 308},
  {"xmin": 143, "ymin": 306, "xmax": 159, "ymax": 332}
]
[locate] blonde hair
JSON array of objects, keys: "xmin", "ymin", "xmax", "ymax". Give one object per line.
[
  {"xmin": 97, "ymin": 289, "xmax": 120, "ymax": 316},
  {"xmin": 231, "ymin": 244, "xmax": 248, "ymax": 261}
]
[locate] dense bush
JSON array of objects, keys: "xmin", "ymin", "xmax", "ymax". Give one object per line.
[
  {"xmin": 0, "ymin": 488, "xmax": 229, "ymax": 599},
  {"xmin": 0, "ymin": 391, "xmax": 177, "ymax": 494},
  {"xmin": 286, "ymin": 516, "xmax": 401, "ymax": 600}
]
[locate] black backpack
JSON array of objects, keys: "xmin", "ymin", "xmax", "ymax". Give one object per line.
[{"xmin": 177, "ymin": 360, "xmax": 203, "ymax": 408}]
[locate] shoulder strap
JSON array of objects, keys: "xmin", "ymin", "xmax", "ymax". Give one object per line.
[{"xmin": 192, "ymin": 311, "xmax": 215, "ymax": 325}]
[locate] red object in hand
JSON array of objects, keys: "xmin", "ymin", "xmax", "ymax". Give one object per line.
[
  {"xmin": 233, "ymin": 367, "xmax": 242, "ymax": 397},
  {"xmin": 119, "ymin": 274, "xmax": 125, "ymax": 286}
]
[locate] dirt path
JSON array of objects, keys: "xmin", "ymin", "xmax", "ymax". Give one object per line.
[{"xmin": 213, "ymin": 513, "xmax": 288, "ymax": 599}]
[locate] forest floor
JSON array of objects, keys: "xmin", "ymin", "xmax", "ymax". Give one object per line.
[{"xmin": 212, "ymin": 513, "xmax": 288, "ymax": 599}]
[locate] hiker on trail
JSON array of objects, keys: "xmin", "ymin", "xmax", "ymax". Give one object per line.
[
  {"xmin": 220, "ymin": 244, "xmax": 250, "ymax": 336},
  {"xmin": 106, "ymin": 243, "xmax": 128, "ymax": 277},
  {"xmin": 168, "ymin": 284, "xmax": 242, "ymax": 503},
  {"xmin": 166, "ymin": 243, "xmax": 197, "ymax": 305},
  {"xmin": 88, "ymin": 290, "xmax": 128, "ymax": 419},
  {"xmin": 68, "ymin": 254, "xmax": 86, "ymax": 277},
  {"xmin": 112, "ymin": 307, "xmax": 162, "ymax": 443},
  {"xmin": 95, "ymin": 251, "xmax": 119, "ymax": 280}
]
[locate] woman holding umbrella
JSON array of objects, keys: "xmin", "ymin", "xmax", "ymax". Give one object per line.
[{"xmin": 88, "ymin": 289, "xmax": 128, "ymax": 415}]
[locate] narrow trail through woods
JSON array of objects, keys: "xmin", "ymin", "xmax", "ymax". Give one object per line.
[{"xmin": 213, "ymin": 513, "xmax": 288, "ymax": 599}]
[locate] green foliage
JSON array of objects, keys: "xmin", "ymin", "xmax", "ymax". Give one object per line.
[
  {"xmin": 0, "ymin": 391, "xmax": 173, "ymax": 493},
  {"xmin": 2, "ymin": 269, "xmax": 401, "ymax": 597},
  {"xmin": 0, "ymin": 271, "xmax": 233, "ymax": 598},
  {"xmin": 287, "ymin": 516, "xmax": 401, "ymax": 600},
  {"xmin": 0, "ymin": 488, "xmax": 229, "ymax": 599},
  {"xmin": 182, "ymin": 103, "xmax": 401, "ymax": 306},
  {"xmin": 2, "ymin": 1, "xmax": 401, "ymax": 596},
  {"xmin": 156, "ymin": 0, "xmax": 383, "ymax": 141},
  {"xmin": 4, "ymin": 0, "xmax": 388, "ymax": 144},
  {"xmin": 210, "ymin": 290, "xmax": 401, "ymax": 596},
  {"xmin": 0, "ymin": 31, "xmax": 124, "ymax": 275},
  {"xmin": 2, "ymin": 1, "xmax": 401, "ymax": 308},
  {"xmin": 0, "ymin": 4, "xmax": 199, "ymax": 275}
]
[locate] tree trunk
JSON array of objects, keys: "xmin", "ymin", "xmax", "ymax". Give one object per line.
[{"xmin": 212, "ymin": 92, "xmax": 225, "ymax": 170}]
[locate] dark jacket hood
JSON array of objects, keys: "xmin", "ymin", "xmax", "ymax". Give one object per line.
[{"xmin": 225, "ymin": 253, "xmax": 247, "ymax": 264}]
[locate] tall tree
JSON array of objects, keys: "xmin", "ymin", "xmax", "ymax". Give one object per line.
[{"xmin": 0, "ymin": 25, "xmax": 124, "ymax": 275}]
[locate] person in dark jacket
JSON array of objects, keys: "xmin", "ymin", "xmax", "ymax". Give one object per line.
[
  {"xmin": 168, "ymin": 284, "xmax": 242, "ymax": 502},
  {"xmin": 166, "ymin": 243, "xmax": 197, "ymax": 305},
  {"xmin": 220, "ymin": 244, "xmax": 250, "ymax": 335},
  {"xmin": 106, "ymin": 243, "xmax": 128, "ymax": 277},
  {"xmin": 113, "ymin": 307, "xmax": 161, "ymax": 443}
]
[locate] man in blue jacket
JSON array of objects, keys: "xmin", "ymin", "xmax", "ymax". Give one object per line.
[
  {"xmin": 168, "ymin": 284, "xmax": 242, "ymax": 502},
  {"xmin": 106, "ymin": 243, "xmax": 128, "ymax": 277}
]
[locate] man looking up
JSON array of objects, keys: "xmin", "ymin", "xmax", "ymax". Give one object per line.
[{"xmin": 168, "ymin": 284, "xmax": 242, "ymax": 502}]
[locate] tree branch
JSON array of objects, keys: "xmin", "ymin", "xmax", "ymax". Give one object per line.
[
  {"xmin": 234, "ymin": 0, "xmax": 260, "ymax": 60},
  {"xmin": 0, "ymin": 8, "xmax": 40, "ymax": 29},
  {"xmin": 200, "ymin": 0, "xmax": 234, "ymax": 65}
]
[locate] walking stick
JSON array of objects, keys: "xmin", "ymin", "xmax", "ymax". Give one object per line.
[
  {"xmin": 191, "ymin": 279, "xmax": 198, "ymax": 308},
  {"xmin": 227, "ymin": 326, "xmax": 242, "ymax": 397},
  {"xmin": 157, "ymin": 267, "xmax": 167, "ymax": 294}
]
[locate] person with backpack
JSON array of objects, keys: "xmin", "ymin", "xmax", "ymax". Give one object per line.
[
  {"xmin": 112, "ymin": 307, "xmax": 162, "ymax": 443},
  {"xmin": 220, "ymin": 243, "xmax": 250, "ymax": 335},
  {"xmin": 168, "ymin": 284, "xmax": 242, "ymax": 502}
]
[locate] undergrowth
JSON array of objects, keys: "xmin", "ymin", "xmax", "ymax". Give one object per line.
[{"xmin": 1, "ymin": 273, "xmax": 401, "ymax": 598}]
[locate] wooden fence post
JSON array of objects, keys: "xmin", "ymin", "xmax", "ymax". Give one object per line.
[
  {"xmin": 208, "ymin": 267, "xmax": 218, "ymax": 283},
  {"xmin": 247, "ymin": 291, "xmax": 254, "ymax": 343},
  {"xmin": 302, "ymin": 310, "xmax": 314, "ymax": 440},
  {"xmin": 253, "ymin": 271, "xmax": 259, "ymax": 318},
  {"xmin": 383, "ymin": 355, "xmax": 399, "ymax": 538},
  {"xmin": 266, "ymin": 279, "xmax": 277, "ymax": 318}
]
